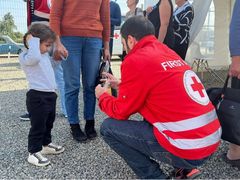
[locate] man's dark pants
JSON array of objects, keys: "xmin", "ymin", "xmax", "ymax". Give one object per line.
[{"xmin": 100, "ymin": 118, "xmax": 208, "ymax": 179}]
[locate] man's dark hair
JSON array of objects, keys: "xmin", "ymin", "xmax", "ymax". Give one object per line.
[{"xmin": 120, "ymin": 16, "xmax": 155, "ymax": 41}]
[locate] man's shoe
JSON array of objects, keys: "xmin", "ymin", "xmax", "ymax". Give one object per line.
[
  {"xmin": 19, "ymin": 113, "xmax": 30, "ymax": 121},
  {"xmin": 85, "ymin": 120, "xmax": 97, "ymax": 139},
  {"xmin": 27, "ymin": 152, "xmax": 50, "ymax": 167},
  {"xmin": 70, "ymin": 124, "xmax": 87, "ymax": 142},
  {"xmin": 168, "ymin": 168, "xmax": 201, "ymax": 179},
  {"xmin": 41, "ymin": 143, "xmax": 65, "ymax": 155}
]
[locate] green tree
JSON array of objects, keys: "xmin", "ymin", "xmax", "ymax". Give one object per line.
[
  {"xmin": 0, "ymin": 12, "xmax": 17, "ymax": 36},
  {"xmin": 0, "ymin": 12, "xmax": 23, "ymax": 43}
]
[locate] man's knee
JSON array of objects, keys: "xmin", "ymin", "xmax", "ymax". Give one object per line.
[{"xmin": 100, "ymin": 118, "xmax": 116, "ymax": 137}]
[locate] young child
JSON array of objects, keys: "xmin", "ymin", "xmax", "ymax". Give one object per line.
[{"xmin": 19, "ymin": 23, "xmax": 64, "ymax": 167}]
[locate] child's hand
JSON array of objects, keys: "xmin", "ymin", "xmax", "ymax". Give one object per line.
[{"xmin": 26, "ymin": 34, "xmax": 33, "ymax": 42}]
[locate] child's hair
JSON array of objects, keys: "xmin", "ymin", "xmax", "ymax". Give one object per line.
[{"xmin": 23, "ymin": 23, "xmax": 56, "ymax": 49}]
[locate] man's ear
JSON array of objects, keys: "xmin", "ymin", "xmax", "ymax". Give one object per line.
[{"xmin": 127, "ymin": 35, "xmax": 137, "ymax": 48}]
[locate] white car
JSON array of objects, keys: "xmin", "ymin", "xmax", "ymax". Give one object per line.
[{"xmin": 112, "ymin": 27, "xmax": 123, "ymax": 58}]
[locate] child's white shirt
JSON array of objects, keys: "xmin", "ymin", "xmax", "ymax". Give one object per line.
[{"xmin": 19, "ymin": 37, "xmax": 57, "ymax": 92}]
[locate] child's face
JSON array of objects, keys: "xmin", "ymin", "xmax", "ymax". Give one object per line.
[{"xmin": 40, "ymin": 40, "xmax": 53, "ymax": 54}]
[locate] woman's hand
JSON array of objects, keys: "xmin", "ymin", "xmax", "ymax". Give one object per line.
[
  {"xmin": 146, "ymin": 6, "xmax": 153, "ymax": 14},
  {"xmin": 53, "ymin": 37, "xmax": 68, "ymax": 61},
  {"xmin": 229, "ymin": 56, "xmax": 240, "ymax": 79},
  {"xmin": 103, "ymin": 48, "xmax": 111, "ymax": 61},
  {"xmin": 103, "ymin": 41, "xmax": 111, "ymax": 61}
]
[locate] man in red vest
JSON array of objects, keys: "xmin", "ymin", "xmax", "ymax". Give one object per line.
[{"xmin": 96, "ymin": 16, "xmax": 221, "ymax": 179}]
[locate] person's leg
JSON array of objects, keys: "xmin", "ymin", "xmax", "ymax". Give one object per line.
[
  {"xmin": 54, "ymin": 62, "xmax": 67, "ymax": 117},
  {"xmin": 226, "ymin": 77, "xmax": 240, "ymax": 160},
  {"xmin": 42, "ymin": 92, "xmax": 57, "ymax": 146},
  {"xmin": 26, "ymin": 90, "xmax": 47, "ymax": 154},
  {"xmin": 61, "ymin": 36, "xmax": 87, "ymax": 142},
  {"xmin": 81, "ymin": 37, "xmax": 102, "ymax": 138},
  {"xmin": 61, "ymin": 36, "xmax": 81, "ymax": 125},
  {"xmin": 100, "ymin": 118, "xmax": 167, "ymax": 179},
  {"xmin": 41, "ymin": 92, "xmax": 65, "ymax": 154},
  {"xmin": 173, "ymin": 40, "xmax": 189, "ymax": 60}
]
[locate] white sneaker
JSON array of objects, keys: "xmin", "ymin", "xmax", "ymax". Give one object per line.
[
  {"xmin": 41, "ymin": 143, "xmax": 65, "ymax": 155},
  {"xmin": 27, "ymin": 152, "xmax": 50, "ymax": 167}
]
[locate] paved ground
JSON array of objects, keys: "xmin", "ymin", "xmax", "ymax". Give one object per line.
[{"xmin": 0, "ymin": 57, "xmax": 239, "ymax": 179}]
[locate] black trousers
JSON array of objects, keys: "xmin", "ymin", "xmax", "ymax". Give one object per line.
[
  {"xmin": 173, "ymin": 41, "xmax": 189, "ymax": 60},
  {"xmin": 26, "ymin": 89, "xmax": 57, "ymax": 153},
  {"xmin": 232, "ymin": 77, "xmax": 240, "ymax": 89}
]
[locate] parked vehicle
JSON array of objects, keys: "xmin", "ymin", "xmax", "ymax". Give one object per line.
[
  {"xmin": 112, "ymin": 27, "xmax": 122, "ymax": 58},
  {"xmin": 0, "ymin": 35, "xmax": 24, "ymax": 55},
  {"xmin": 112, "ymin": 16, "xmax": 126, "ymax": 58}
]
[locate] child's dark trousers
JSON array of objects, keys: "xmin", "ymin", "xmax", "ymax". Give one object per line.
[{"xmin": 26, "ymin": 89, "xmax": 57, "ymax": 154}]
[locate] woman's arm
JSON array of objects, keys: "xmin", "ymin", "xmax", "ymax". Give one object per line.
[
  {"xmin": 49, "ymin": 0, "xmax": 68, "ymax": 60},
  {"xmin": 229, "ymin": 0, "xmax": 240, "ymax": 78},
  {"xmin": 158, "ymin": 0, "xmax": 171, "ymax": 42},
  {"xmin": 101, "ymin": 0, "xmax": 111, "ymax": 61},
  {"xmin": 111, "ymin": 3, "xmax": 121, "ymax": 27}
]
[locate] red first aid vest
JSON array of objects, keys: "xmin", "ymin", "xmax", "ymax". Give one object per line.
[{"xmin": 99, "ymin": 35, "xmax": 221, "ymax": 160}]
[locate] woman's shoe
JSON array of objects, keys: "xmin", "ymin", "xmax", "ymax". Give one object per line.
[
  {"xmin": 70, "ymin": 124, "xmax": 87, "ymax": 142},
  {"xmin": 85, "ymin": 120, "xmax": 97, "ymax": 139}
]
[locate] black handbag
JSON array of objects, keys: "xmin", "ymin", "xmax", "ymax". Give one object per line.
[
  {"xmin": 95, "ymin": 60, "xmax": 117, "ymax": 97},
  {"xmin": 207, "ymin": 76, "xmax": 240, "ymax": 145}
]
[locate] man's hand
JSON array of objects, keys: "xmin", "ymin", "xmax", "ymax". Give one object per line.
[
  {"xmin": 53, "ymin": 37, "xmax": 68, "ymax": 61},
  {"xmin": 101, "ymin": 72, "xmax": 120, "ymax": 90},
  {"xmin": 95, "ymin": 84, "xmax": 108, "ymax": 99},
  {"xmin": 229, "ymin": 56, "xmax": 240, "ymax": 79}
]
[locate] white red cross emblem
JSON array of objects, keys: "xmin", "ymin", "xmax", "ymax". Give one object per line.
[
  {"xmin": 114, "ymin": 33, "xmax": 120, "ymax": 39},
  {"xmin": 183, "ymin": 70, "xmax": 209, "ymax": 105}
]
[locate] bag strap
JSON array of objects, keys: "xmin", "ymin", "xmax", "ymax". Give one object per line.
[
  {"xmin": 134, "ymin": 8, "xmax": 138, "ymax": 16},
  {"xmin": 222, "ymin": 75, "xmax": 230, "ymax": 94}
]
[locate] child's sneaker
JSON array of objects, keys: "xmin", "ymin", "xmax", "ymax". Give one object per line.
[
  {"xmin": 168, "ymin": 168, "xmax": 201, "ymax": 179},
  {"xmin": 27, "ymin": 151, "xmax": 50, "ymax": 167},
  {"xmin": 41, "ymin": 143, "xmax": 65, "ymax": 155}
]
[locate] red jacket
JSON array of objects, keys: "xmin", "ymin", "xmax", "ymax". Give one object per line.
[
  {"xmin": 99, "ymin": 35, "xmax": 221, "ymax": 160},
  {"xmin": 27, "ymin": 0, "xmax": 50, "ymax": 27}
]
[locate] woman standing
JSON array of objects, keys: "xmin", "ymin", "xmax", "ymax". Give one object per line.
[
  {"xmin": 50, "ymin": 0, "xmax": 110, "ymax": 142},
  {"xmin": 147, "ymin": 0, "xmax": 175, "ymax": 49},
  {"xmin": 173, "ymin": 0, "xmax": 194, "ymax": 60},
  {"xmin": 126, "ymin": 0, "xmax": 144, "ymax": 19}
]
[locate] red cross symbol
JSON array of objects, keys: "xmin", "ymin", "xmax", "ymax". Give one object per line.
[
  {"xmin": 114, "ymin": 33, "xmax": 120, "ymax": 39},
  {"xmin": 191, "ymin": 76, "xmax": 205, "ymax": 97}
]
